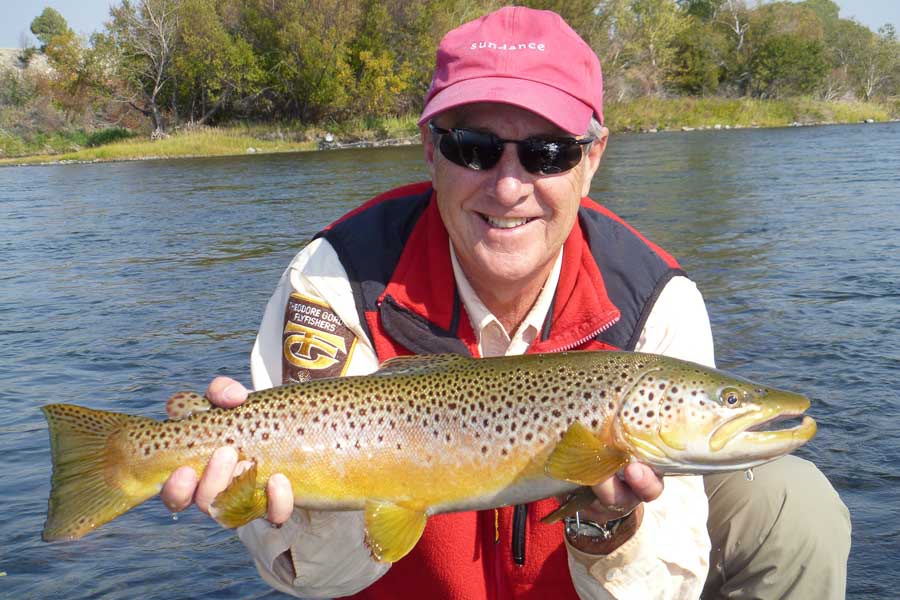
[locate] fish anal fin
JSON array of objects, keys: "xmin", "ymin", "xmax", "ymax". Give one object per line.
[
  {"xmin": 546, "ymin": 421, "xmax": 629, "ymax": 486},
  {"xmin": 166, "ymin": 391, "xmax": 213, "ymax": 420},
  {"xmin": 364, "ymin": 500, "xmax": 427, "ymax": 563},
  {"xmin": 541, "ymin": 487, "xmax": 597, "ymax": 524},
  {"xmin": 210, "ymin": 462, "xmax": 268, "ymax": 529}
]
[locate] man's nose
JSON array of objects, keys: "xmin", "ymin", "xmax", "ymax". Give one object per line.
[{"xmin": 490, "ymin": 144, "xmax": 532, "ymax": 204}]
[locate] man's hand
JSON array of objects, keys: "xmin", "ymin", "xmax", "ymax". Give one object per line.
[
  {"xmin": 160, "ymin": 376, "xmax": 295, "ymax": 525},
  {"xmin": 569, "ymin": 463, "xmax": 664, "ymax": 554}
]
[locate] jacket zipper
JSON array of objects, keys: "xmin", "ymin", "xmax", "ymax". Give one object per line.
[
  {"xmin": 548, "ymin": 315, "xmax": 621, "ymax": 353},
  {"xmin": 509, "ymin": 315, "xmax": 621, "ymax": 567}
]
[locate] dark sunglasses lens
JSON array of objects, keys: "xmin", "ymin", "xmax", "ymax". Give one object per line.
[
  {"xmin": 519, "ymin": 139, "xmax": 585, "ymax": 174},
  {"xmin": 440, "ymin": 130, "xmax": 503, "ymax": 170}
]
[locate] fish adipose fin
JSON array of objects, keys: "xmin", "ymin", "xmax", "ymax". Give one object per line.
[
  {"xmin": 364, "ymin": 500, "xmax": 427, "ymax": 563},
  {"xmin": 165, "ymin": 391, "xmax": 213, "ymax": 420},
  {"xmin": 210, "ymin": 462, "xmax": 268, "ymax": 528},
  {"xmin": 42, "ymin": 404, "xmax": 160, "ymax": 541},
  {"xmin": 546, "ymin": 421, "xmax": 629, "ymax": 486}
]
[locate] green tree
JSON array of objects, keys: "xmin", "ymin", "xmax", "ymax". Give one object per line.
[
  {"xmin": 850, "ymin": 24, "xmax": 900, "ymax": 100},
  {"xmin": 743, "ymin": 2, "xmax": 828, "ymax": 98},
  {"xmin": 347, "ymin": 1, "xmax": 410, "ymax": 118},
  {"xmin": 612, "ymin": 0, "xmax": 689, "ymax": 96},
  {"xmin": 748, "ymin": 34, "xmax": 828, "ymax": 97},
  {"xmin": 30, "ymin": 8, "xmax": 72, "ymax": 51},
  {"xmin": 236, "ymin": 0, "xmax": 361, "ymax": 122},
  {"xmin": 669, "ymin": 18, "xmax": 722, "ymax": 95},
  {"xmin": 676, "ymin": 0, "xmax": 724, "ymax": 20},
  {"xmin": 174, "ymin": 0, "xmax": 264, "ymax": 124}
]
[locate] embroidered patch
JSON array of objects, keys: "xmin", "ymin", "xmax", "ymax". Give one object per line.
[{"xmin": 282, "ymin": 292, "xmax": 357, "ymax": 383}]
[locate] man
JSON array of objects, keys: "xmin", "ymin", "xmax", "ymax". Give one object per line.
[{"xmin": 162, "ymin": 7, "xmax": 849, "ymax": 599}]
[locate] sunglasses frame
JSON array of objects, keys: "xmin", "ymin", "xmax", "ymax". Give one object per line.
[{"xmin": 428, "ymin": 122, "xmax": 595, "ymax": 175}]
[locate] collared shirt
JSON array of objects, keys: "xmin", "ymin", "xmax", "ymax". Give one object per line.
[{"xmin": 450, "ymin": 243, "xmax": 564, "ymax": 358}]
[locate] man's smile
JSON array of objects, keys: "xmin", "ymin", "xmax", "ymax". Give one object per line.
[{"xmin": 479, "ymin": 213, "xmax": 537, "ymax": 229}]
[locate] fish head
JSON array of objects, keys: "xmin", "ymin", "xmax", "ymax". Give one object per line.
[{"xmin": 613, "ymin": 358, "xmax": 816, "ymax": 474}]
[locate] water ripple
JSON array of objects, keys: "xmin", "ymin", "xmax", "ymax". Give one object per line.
[{"xmin": 2, "ymin": 125, "xmax": 897, "ymax": 598}]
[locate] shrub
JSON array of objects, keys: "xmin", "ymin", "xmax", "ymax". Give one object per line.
[{"xmin": 85, "ymin": 127, "xmax": 137, "ymax": 147}]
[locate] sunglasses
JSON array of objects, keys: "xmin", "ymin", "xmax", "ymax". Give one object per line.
[{"xmin": 429, "ymin": 122, "xmax": 594, "ymax": 175}]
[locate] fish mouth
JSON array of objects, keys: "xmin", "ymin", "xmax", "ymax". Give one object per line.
[{"xmin": 709, "ymin": 392, "xmax": 816, "ymax": 454}]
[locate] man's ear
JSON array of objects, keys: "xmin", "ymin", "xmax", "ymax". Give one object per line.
[
  {"xmin": 581, "ymin": 127, "xmax": 609, "ymax": 197},
  {"xmin": 422, "ymin": 124, "xmax": 436, "ymax": 178}
]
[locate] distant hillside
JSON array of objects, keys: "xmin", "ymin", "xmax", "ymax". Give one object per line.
[{"xmin": 0, "ymin": 48, "xmax": 50, "ymax": 73}]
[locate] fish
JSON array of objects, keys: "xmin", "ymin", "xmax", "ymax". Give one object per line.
[{"xmin": 41, "ymin": 350, "xmax": 816, "ymax": 562}]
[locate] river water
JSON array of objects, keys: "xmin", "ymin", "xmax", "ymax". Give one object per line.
[{"xmin": 1, "ymin": 122, "xmax": 897, "ymax": 598}]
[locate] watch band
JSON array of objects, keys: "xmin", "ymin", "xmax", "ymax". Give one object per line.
[{"xmin": 563, "ymin": 510, "xmax": 634, "ymax": 544}]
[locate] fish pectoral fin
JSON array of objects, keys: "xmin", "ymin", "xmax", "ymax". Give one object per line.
[
  {"xmin": 165, "ymin": 391, "xmax": 213, "ymax": 420},
  {"xmin": 210, "ymin": 462, "xmax": 268, "ymax": 529},
  {"xmin": 540, "ymin": 487, "xmax": 597, "ymax": 524},
  {"xmin": 364, "ymin": 500, "xmax": 427, "ymax": 563},
  {"xmin": 545, "ymin": 421, "xmax": 629, "ymax": 486}
]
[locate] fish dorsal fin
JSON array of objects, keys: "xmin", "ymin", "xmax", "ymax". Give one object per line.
[
  {"xmin": 364, "ymin": 499, "xmax": 427, "ymax": 563},
  {"xmin": 209, "ymin": 462, "xmax": 268, "ymax": 529},
  {"xmin": 545, "ymin": 421, "xmax": 629, "ymax": 486},
  {"xmin": 166, "ymin": 391, "xmax": 213, "ymax": 420},
  {"xmin": 375, "ymin": 354, "xmax": 470, "ymax": 377}
]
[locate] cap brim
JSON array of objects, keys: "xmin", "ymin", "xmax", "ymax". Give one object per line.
[{"xmin": 418, "ymin": 77, "xmax": 594, "ymax": 135}]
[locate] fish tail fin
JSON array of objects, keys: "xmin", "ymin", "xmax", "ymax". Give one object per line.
[{"xmin": 42, "ymin": 403, "xmax": 159, "ymax": 541}]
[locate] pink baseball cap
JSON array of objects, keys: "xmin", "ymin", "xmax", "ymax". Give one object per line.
[{"xmin": 418, "ymin": 7, "xmax": 604, "ymax": 135}]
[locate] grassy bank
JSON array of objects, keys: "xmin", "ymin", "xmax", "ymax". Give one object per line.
[
  {"xmin": 604, "ymin": 97, "xmax": 897, "ymax": 132},
  {"xmin": 1, "ymin": 99, "xmax": 896, "ymax": 166},
  {"xmin": 0, "ymin": 115, "xmax": 421, "ymax": 165},
  {"xmin": 1, "ymin": 127, "xmax": 317, "ymax": 165}
]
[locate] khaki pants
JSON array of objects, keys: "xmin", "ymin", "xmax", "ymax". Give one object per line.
[{"xmin": 702, "ymin": 456, "xmax": 851, "ymax": 599}]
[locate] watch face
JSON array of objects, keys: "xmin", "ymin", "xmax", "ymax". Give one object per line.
[{"xmin": 564, "ymin": 517, "xmax": 613, "ymax": 542}]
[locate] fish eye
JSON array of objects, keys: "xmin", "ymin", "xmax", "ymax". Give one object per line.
[{"xmin": 719, "ymin": 387, "xmax": 742, "ymax": 408}]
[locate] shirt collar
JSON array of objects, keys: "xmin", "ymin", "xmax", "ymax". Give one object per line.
[{"xmin": 450, "ymin": 242, "xmax": 564, "ymax": 358}]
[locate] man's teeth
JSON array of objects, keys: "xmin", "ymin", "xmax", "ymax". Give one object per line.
[{"xmin": 485, "ymin": 215, "xmax": 529, "ymax": 229}]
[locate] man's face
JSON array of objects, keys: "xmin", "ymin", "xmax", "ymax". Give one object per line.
[{"xmin": 424, "ymin": 102, "xmax": 608, "ymax": 295}]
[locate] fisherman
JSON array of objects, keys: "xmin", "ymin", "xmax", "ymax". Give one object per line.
[{"xmin": 161, "ymin": 7, "xmax": 849, "ymax": 599}]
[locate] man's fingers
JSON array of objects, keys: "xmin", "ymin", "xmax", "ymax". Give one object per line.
[
  {"xmin": 194, "ymin": 446, "xmax": 239, "ymax": 514},
  {"xmin": 267, "ymin": 473, "xmax": 294, "ymax": 525},
  {"xmin": 161, "ymin": 466, "xmax": 199, "ymax": 512},
  {"xmin": 583, "ymin": 464, "xmax": 664, "ymax": 522},
  {"xmin": 587, "ymin": 476, "xmax": 640, "ymax": 520},
  {"xmin": 622, "ymin": 462, "xmax": 664, "ymax": 503},
  {"xmin": 206, "ymin": 376, "xmax": 248, "ymax": 408}
]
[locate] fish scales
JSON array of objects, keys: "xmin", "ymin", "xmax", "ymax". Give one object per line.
[
  {"xmin": 42, "ymin": 350, "xmax": 816, "ymax": 561},
  {"xmin": 123, "ymin": 352, "xmax": 638, "ymax": 512}
]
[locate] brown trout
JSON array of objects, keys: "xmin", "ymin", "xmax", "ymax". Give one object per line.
[{"xmin": 42, "ymin": 351, "xmax": 815, "ymax": 561}]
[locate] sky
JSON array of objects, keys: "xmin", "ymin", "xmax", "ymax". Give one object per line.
[{"xmin": 1, "ymin": 0, "xmax": 898, "ymax": 48}]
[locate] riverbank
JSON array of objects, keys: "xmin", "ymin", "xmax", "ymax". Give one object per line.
[
  {"xmin": 605, "ymin": 97, "xmax": 897, "ymax": 132},
  {"xmin": 1, "ymin": 97, "xmax": 896, "ymax": 166}
]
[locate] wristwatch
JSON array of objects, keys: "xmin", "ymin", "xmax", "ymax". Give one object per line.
[{"xmin": 563, "ymin": 510, "xmax": 634, "ymax": 544}]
